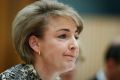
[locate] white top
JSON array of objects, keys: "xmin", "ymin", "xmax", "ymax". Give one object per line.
[{"xmin": 96, "ymin": 69, "xmax": 107, "ymax": 80}]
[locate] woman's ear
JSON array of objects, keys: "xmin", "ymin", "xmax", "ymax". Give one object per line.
[{"xmin": 29, "ymin": 35, "xmax": 40, "ymax": 54}]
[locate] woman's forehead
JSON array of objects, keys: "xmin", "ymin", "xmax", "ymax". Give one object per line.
[{"xmin": 45, "ymin": 16, "xmax": 77, "ymax": 32}]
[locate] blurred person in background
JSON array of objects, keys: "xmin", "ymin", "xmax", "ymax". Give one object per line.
[
  {"xmin": 91, "ymin": 37, "xmax": 120, "ymax": 80},
  {"xmin": 0, "ymin": 0, "xmax": 83, "ymax": 80}
]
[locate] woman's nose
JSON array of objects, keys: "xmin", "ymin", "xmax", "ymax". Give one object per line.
[{"xmin": 69, "ymin": 38, "xmax": 78, "ymax": 51}]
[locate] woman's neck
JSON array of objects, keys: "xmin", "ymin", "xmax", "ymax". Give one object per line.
[{"xmin": 33, "ymin": 55, "xmax": 59, "ymax": 80}]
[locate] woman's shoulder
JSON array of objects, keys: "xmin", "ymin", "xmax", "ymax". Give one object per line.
[{"xmin": 0, "ymin": 64, "xmax": 40, "ymax": 80}]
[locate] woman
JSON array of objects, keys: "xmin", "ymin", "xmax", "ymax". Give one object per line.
[{"xmin": 0, "ymin": 0, "xmax": 83, "ymax": 80}]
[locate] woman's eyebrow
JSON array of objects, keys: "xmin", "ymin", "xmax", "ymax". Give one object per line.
[
  {"xmin": 56, "ymin": 28, "xmax": 78, "ymax": 33},
  {"xmin": 56, "ymin": 29, "xmax": 70, "ymax": 32}
]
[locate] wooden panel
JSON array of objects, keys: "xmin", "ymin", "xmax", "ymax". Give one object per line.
[
  {"xmin": 0, "ymin": 0, "xmax": 35, "ymax": 73},
  {"xmin": 76, "ymin": 15, "xmax": 120, "ymax": 80}
]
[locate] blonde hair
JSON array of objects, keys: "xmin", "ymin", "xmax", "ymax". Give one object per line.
[{"xmin": 12, "ymin": 0, "xmax": 83, "ymax": 63}]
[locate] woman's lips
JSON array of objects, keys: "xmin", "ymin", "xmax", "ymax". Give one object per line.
[
  {"xmin": 64, "ymin": 54, "xmax": 75, "ymax": 57},
  {"xmin": 64, "ymin": 55, "xmax": 76, "ymax": 61},
  {"xmin": 64, "ymin": 50, "xmax": 78, "ymax": 61}
]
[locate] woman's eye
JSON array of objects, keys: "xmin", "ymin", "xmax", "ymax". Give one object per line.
[{"xmin": 58, "ymin": 34, "xmax": 67, "ymax": 39}]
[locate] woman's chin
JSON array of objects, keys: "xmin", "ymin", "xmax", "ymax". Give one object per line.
[
  {"xmin": 63, "ymin": 62, "xmax": 75, "ymax": 72},
  {"xmin": 57, "ymin": 61, "xmax": 75, "ymax": 74}
]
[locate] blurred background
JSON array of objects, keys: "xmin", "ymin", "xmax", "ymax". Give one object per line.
[{"xmin": 0, "ymin": 0, "xmax": 120, "ymax": 80}]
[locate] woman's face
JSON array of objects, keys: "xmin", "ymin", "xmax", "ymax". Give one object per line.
[{"xmin": 39, "ymin": 16, "xmax": 79, "ymax": 73}]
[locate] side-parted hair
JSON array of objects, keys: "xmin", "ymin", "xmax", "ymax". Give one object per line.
[{"xmin": 12, "ymin": 0, "xmax": 83, "ymax": 64}]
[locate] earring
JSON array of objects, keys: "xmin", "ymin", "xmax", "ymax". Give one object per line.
[{"xmin": 38, "ymin": 51, "xmax": 40, "ymax": 55}]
